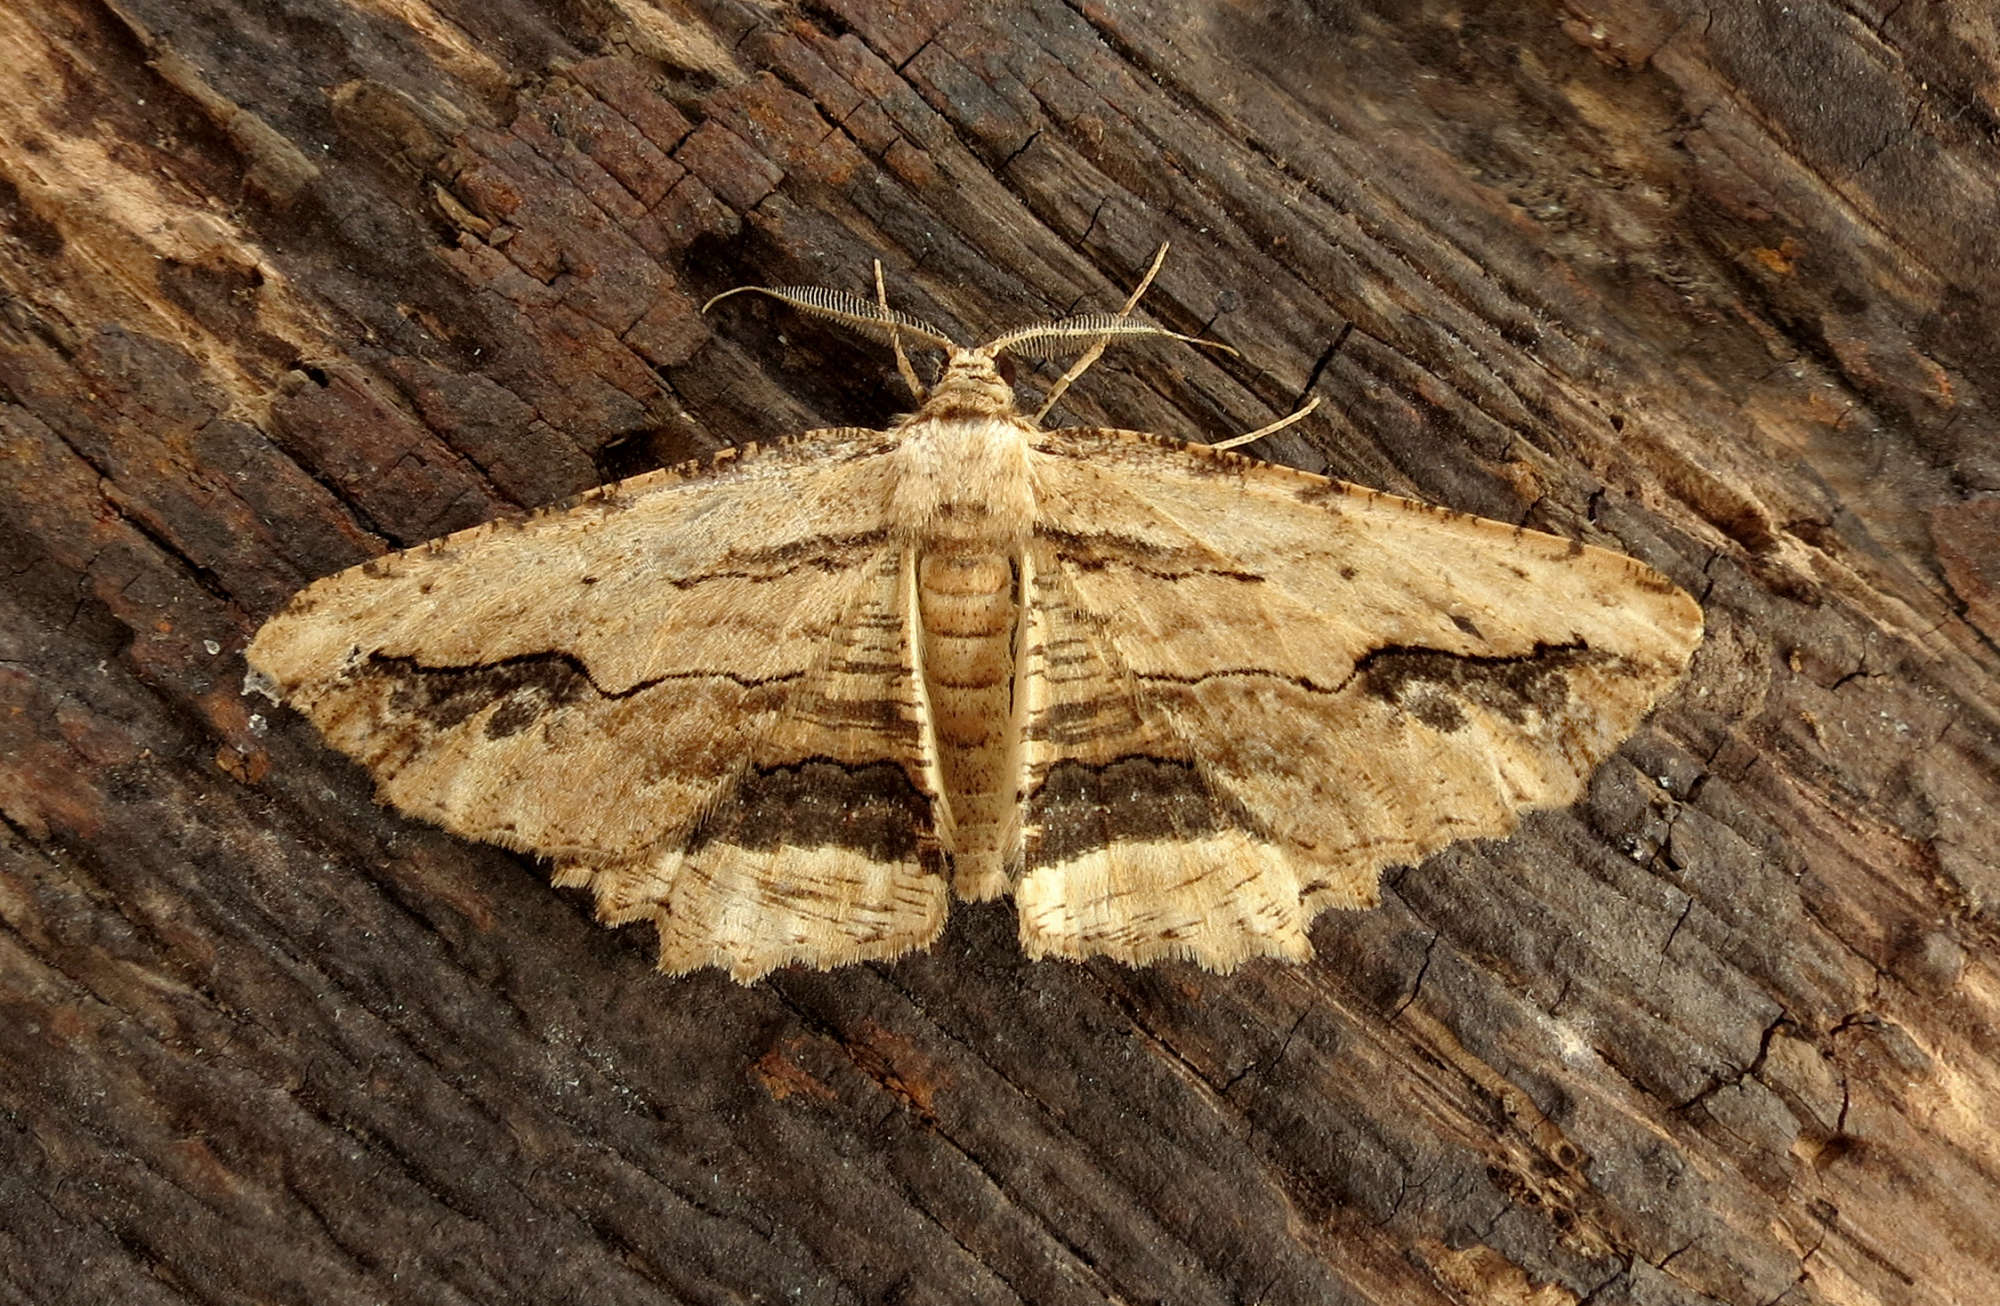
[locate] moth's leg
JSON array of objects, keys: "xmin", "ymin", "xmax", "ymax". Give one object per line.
[
  {"xmin": 1207, "ymin": 396, "xmax": 1320, "ymax": 452},
  {"xmin": 875, "ymin": 260, "xmax": 927, "ymax": 403}
]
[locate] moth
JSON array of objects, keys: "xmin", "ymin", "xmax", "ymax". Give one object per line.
[{"xmin": 247, "ymin": 249, "xmax": 1702, "ymax": 982}]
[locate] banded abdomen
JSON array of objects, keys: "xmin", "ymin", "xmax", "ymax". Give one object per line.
[{"xmin": 917, "ymin": 543, "xmax": 1020, "ymax": 899}]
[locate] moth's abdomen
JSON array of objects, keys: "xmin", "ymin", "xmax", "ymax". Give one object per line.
[{"xmin": 917, "ymin": 546, "xmax": 1019, "ymax": 900}]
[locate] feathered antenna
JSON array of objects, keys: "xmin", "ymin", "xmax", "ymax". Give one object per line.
[
  {"xmin": 703, "ymin": 284, "xmax": 957, "ymax": 354},
  {"xmin": 979, "ymin": 244, "xmax": 1238, "ymax": 421}
]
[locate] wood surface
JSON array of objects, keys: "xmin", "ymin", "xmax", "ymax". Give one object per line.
[{"xmin": 2, "ymin": 1, "xmax": 1996, "ymax": 1303}]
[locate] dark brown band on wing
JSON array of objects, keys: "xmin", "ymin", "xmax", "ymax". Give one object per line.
[
  {"xmin": 689, "ymin": 758, "xmax": 941, "ymax": 870},
  {"xmin": 1025, "ymin": 755, "xmax": 1269, "ymax": 865}
]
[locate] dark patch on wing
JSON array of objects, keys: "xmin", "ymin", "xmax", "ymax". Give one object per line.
[
  {"xmin": 789, "ymin": 688, "xmax": 923, "ymax": 744},
  {"xmin": 1405, "ymin": 693, "xmax": 1468, "ymax": 733},
  {"xmin": 1357, "ymin": 642, "xmax": 1606, "ymax": 728},
  {"xmin": 377, "ymin": 653, "xmax": 595, "ymax": 735},
  {"xmin": 1027, "ymin": 755, "xmax": 1267, "ymax": 864},
  {"xmin": 1038, "ymin": 526, "xmax": 1266, "ymax": 584},
  {"xmin": 1019, "ymin": 695, "xmax": 1147, "ymax": 748},
  {"xmin": 668, "ymin": 530, "xmax": 892, "ymax": 588},
  {"xmin": 691, "ymin": 758, "xmax": 939, "ymax": 869},
  {"xmin": 722, "ymin": 529, "xmax": 892, "ymax": 569},
  {"xmin": 368, "ymin": 650, "xmax": 801, "ymax": 735},
  {"xmin": 1294, "ymin": 478, "xmax": 1351, "ymax": 506}
]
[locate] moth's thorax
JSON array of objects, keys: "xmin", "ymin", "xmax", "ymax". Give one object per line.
[{"xmin": 889, "ymin": 412, "xmax": 1037, "ymax": 540}]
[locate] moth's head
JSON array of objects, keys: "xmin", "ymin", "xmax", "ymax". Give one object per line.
[{"xmin": 922, "ymin": 347, "xmax": 1018, "ymax": 419}]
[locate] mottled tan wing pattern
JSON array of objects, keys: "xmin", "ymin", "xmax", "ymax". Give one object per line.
[
  {"xmin": 579, "ymin": 545, "xmax": 951, "ymax": 979},
  {"xmin": 1018, "ymin": 427, "xmax": 1702, "ymax": 970},
  {"xmin": 246, "ymin": 431, "xmax": 950, "ymax": 980},
  {"xmin": 1011, "ymin": 544, "xmax": 1317, "ymax": 968}
]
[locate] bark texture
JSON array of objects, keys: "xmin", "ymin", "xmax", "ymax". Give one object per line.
[{"xmin": 3, "ymin": 2, "xmax": 1997, "ymax": 1304}]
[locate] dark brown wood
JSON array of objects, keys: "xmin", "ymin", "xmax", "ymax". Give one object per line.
[{"xmin": 3, "ymin": 1, "xmax": 1996, "ymax": 1302}]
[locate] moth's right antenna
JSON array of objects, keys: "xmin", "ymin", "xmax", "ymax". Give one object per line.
[
  {"xmin": 702, "ymin": 282, "xmax": 957, "ymax": 356},
  {"xmin": 979, "ymin": 245, "xmax": 1238, "ymax": 419},
  {"xmin": 1033, "ymin": 243, "xmax": 1171, "ymax": 422}
]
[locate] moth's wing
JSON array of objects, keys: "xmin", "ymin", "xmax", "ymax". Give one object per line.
[
  {"xmin": 247, "ymin": 430, "xmax": 951, "ymax": 981},
  {"xmin": 1012, "ymin": 549, "xmax": 1318, "ymax": 968},
  {"xmin": 575, "ymin": 545, "xmax": 951, "ymax": 981},
  {"xmin": 1017, "ymin": 427, "xmax": 1703, "ymax": 970}
]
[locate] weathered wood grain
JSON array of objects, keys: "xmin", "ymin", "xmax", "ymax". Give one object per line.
[{"xmin": 2, "ymin": 1, "xmax": 1995, "ymax": 1303}]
